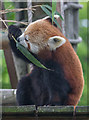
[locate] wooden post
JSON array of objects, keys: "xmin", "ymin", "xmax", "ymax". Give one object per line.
[
  {"xmin": 64, "ymin": 1, "xmax": 83, "ymax": 51},
  {"xmin": 4, "ymin": 48, "xmax": 18, "ymax": 89}
]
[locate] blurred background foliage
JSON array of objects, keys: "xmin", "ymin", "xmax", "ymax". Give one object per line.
[
  {"xmin": 0, "ymin": 2, "xmax": 88, "ymax": 105},
  {"xmin": 77, "ymin": 2, "xmax": 87, "ymax": 105}
]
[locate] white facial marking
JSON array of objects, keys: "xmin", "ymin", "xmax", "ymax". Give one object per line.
[
  {"xmin": 30, "ymin": 42, "xmax": 39, "ymax": 54},
  {"xmin": 18, "ymin": 33, "xmax": 28, "ymax": 48},
  {"xmin": 20, "ymin": 40, "xmax": 28, "ymax": 48},
  {"xmin": 19, "ymin": 33, "xmax": 24, "ymax": 40}
]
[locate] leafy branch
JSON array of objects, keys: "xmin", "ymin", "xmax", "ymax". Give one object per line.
[{"xmin": 41, "ymin": 4, "xmax": 63, "ymax": 30}]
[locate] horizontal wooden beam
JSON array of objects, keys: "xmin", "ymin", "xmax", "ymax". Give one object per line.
[
  {"xmin": 1, "ymin": 89, "xmax": 89, "ymax": 119},
  {"xmin": 0, "ymin": 89, "xmax": 17, "ymax": 106},
  {"xmin": 1, "ymin": 105, "xmax": 89, "ymax": 120}
]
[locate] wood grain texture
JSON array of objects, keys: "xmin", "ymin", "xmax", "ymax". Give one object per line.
[{"xmin": 1, "ymin": 106, "xmax": 89, "ymax": 120}]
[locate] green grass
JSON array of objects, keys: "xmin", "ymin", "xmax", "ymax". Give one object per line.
[
  {"xmin": 2, "ymin": 51, "xmax": 11, "ymax": 89},
  {"xmin": 77, "ymin": 2, "xmax": 88, "ymax": 105},
  {"xmin": 77, "ymin": 26, "xmax": 88, "ymax": 105},
  {"xmin": 0, "ymin": 51, "xmax": 2, "ymax": 89},
  {"xmin": 77, "ymin": 41, "xmax": 87, "ymax": 105},
  {"xmin": 0, "ymin": 50, "xmax": 11, "ymax": 89},
  {"xmin": 79, "ymin": 2, "xmax": 87, "ymax": 20}
]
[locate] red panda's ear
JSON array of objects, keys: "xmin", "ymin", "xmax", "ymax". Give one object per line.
[
  {"xmin": 43, "ymin": 15, "xmax": 59, "ymax": 27},
  {"xmin": 48, "ymin": 36, "xmax": 66, "ymax": 51},
  {"xmin": 43, "ymin": 15, "xmax": 59, "ymax": 21}
]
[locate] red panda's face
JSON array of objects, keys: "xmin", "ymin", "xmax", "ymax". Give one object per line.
[{"xmin": 17, "ymin": 16, "xmax": 66, "ymax": 54}]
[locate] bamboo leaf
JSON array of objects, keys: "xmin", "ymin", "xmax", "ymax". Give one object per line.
[
  {"xmin": 55, "ymin": 10, "xmax": 64, "ymax": 20},
  {"xmin": 52, "ymin": 0, "xmax": 57, "ymax": 23},
  {"xmin": 54, "ymin": 18, "xmax": 62, "ymax": 30},
  {"xmin": 43, "ymin": 5, "xmax": 52, "ymax": 11},
  {"xmin": 41, "ymin": 4, "xmax": 62, "ymax": 30},
  {"xmin": 42, "ymin": 5, "xmax": 63, "ymax": 21},
  {"xmin": 16, "ymin": 42, "xmax": 50, "ymax": 70},
  {"xmin": 41, "ymin": 5, "xmax": 52, "ymax": 18}
]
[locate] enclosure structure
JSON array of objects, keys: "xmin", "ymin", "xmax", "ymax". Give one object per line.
[
  {"xmin": 0, "ymin": 0, "xmax": 89, "ymax": 120},
  {"xmin": 0, "ymin": 89, "xmax": 88, "ymax": 120},
  {"xmin": 2, "ymin": 105, "xmax": 89, "ymax": 120}
]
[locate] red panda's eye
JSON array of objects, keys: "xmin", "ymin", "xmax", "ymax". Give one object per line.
[
  {"xmin": 54, "ymin": 38, "xmax": 59, "ymax": 42},
  {"xmin": 25, "ymin": 38, "xmax": 28, "ymax": 41}
]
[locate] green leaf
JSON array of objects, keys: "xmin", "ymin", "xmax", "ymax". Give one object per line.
[
  {"xmin": 41, "ymin": 5, "xmax": 52, "ymax": 18},
  {"xmin": 54, "ymin": 18, "xmax": 62, "ymax": 30},
  {"xmin": 52, "ymin": 1, "xmax": 57, "ymax": 23},
  {"xmin": 43, "ymin": 5, "xmax": 52, "ymax": 11},
  {"xmin": 16, "ymin": 42, "xmax": 51, "ymax": 70},
  {"xmin": 41, "ymin": 4, "xmax": 62, "ymax": 30},
  {"xmin": 42, "ymin": 5, "xmax": 63, "ymax": 21},
  {"xmin": 55, "ymin": 11, "xmax": 64, "ymax": 20}
]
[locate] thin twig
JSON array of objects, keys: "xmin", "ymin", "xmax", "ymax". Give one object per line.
[
  {"xmin": 0, "ymin": 17, "xmax": 17, "ymax": 43},
  {"xmin": 32, "ymin": 4, "xmax": 42, "ymax": 8},
  {"xmin": 11, "ymin": 35, "xmax": 17, "ymax": 43},
  {"xmin": 0, "ymin": 17, "xmax": 8, "ymax": 29},
  {"xmin": 0, "ymin": 19, "xmax": 29, "ymax": 25},
  {"xmin": 0, "ymin": 8, "xmax": 32, "ymax": 14},
  {"xmin": 0, "ymin": 5, "xmax": 42, "ymax": 15}
]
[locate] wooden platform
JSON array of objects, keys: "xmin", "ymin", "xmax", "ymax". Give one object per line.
[
  {"xmin": 0, "ymin": 90, "xmax": 89, "ymax": 120},
  {"xmin": 1, "ymin": 105, "xmax": 89, "ymax": 120}
]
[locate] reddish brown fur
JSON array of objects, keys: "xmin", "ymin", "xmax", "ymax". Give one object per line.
[
  {"xmin": 53, "ymin": 39, "xmax": 84, "ymax": 105},
  {"xmin": 25, "ymin": 19, "xmax": 84, "ymax": 106}
]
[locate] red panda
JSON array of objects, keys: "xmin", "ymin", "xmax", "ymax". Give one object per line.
[{"xmin": 8, "ymin": 15, "xmax": 84, "ymax": 106}]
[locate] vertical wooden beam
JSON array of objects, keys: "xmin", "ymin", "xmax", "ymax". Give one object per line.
[
  {"xmin": 64, "ymin": 1, "xmax": 80, "ymax": 51},
  {"xmin": 4, "ymin": 47, "xmax": 18, "ymax": 89},
  {"xmin": 64, "ymin": 3, "xmax": 74, "ymax": 39},
  {"xmin": 73, "ymin": 1, "xmax": 79, "ymax": 50}
]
